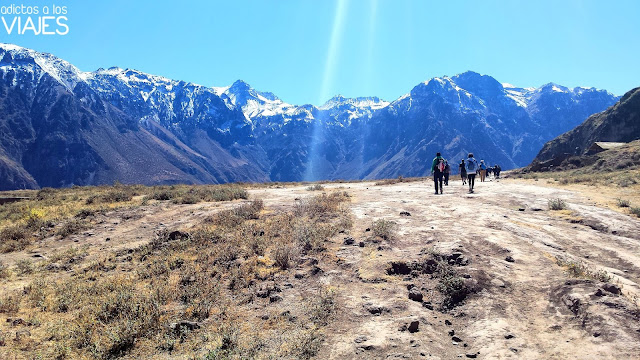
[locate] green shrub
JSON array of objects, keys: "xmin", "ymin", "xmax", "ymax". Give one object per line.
[
  {"xmin": 437, "ymin": 271, "xmax": 469, "ymax": 309},
  {"xmin": 149, "ymin": 189, "xmax": 178, "ymax": 201},
  {"xmin": 630, "ymin": 207, "xmax": 640, "ymax": 217},
  {"xmin": 548, "ymin": 198, "xmax": 567, "ymax": 210},
  {"xmin": 555, "ymin": 257, "xmax": 611, "ymax": 282},
  {"xmin": 370, "ymin": 219, "xmax": 397, "ymax": 241},
  {"xmin": 617, "ymin": 198, "xmax": 631, "ymax": 208}
]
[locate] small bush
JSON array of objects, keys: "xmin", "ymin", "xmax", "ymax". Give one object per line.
[
  {"xmin": 370, "ymin": 219, "xmax": 397, "ymax": 241},
  {"xmin": 292, "ymin": 328, "xmax": 324, "ymax": 359},
  {"xmin": 25, "ymin": 277, "xmax": 48, "ymax": 310},
  {"xmin": 48, "ymin": 246, "xmax": 88, "ymax": 265},
  {"xmin": 617, "ymin": 178, "xmax": 637, "ymax": 187},
  {"xmin": 293, "ymin": 221, "xmax": 328, "ymax": 253},
  {"xmin": 207, "ymin": 200, "xmax": 264, "ymax": 229},
  {"xmin": 175, "ymin": 193, "xmax": 200, "ymax": 204},
  {"xmin": 548, "ymin": 198, "xmax": 567, "ymax": 210},
  {"xmin": 306, "ymin": 184, "xmax": 325, "ymax": 191},
  {"xmin": 0, "ymin": 225, "xmax": 31, "ymax": 253},
  {"xmin": 437, "ymin": 271, "xmax": 470, "ymax": 309},
  {"xmin": 202, "ymin": 185, "xmax": 248, "ymax": 202},
  {"xmin": 15, "ymin": 259, "xmax": 34, "ymax": 276},
  {"xmin": 36, "ymin": 187, "xmax": 58, "ymax": 201},
  {"xmin": 273, "ymin": 242, "xmax": 297, "ymax": 270},
  {"xmin": 26, "ymin": 208, "xmax": 46, "ymax": 229},
  {"xmin": 75, "ymin": 208, "xmax": 96, "ymax": 219},
  {"xmin": 555, "ymin": 257, "xmax": 611, "ymax": 282},
  {"xmin": 0, "ymin": 293, "xmax": 20, "ymax": 313},
  {"xmin": 86, "ymin": 189, "xmax": 134, "ymax": 204},
  {"xmin": 0, "ymin": 261, "xmax": 10, "ymax": 278},
  {"xmin": 233, "ymin": 199, "xmax": 264, "ymax": 220},
  {"xmin": 630, "ymin": 207, "xmax": 640, "ymax": 217},
  {"xmin": 617, "ymin": 198, "xmax": 631, "ymax": 208},
  {"xmin": 294, "ymin": 192, "xmax": 349, "ymax": 218},
  {"xmin": 148, "ymin": 189, "xmax": 178, "ymax": 201},
  {"xmin": 307, "ymin": 287, "xmax": 336, "ymax": 326},
  {"xmin": 55, "ymin": 219, "xmax": 88, "ymax": 238}
]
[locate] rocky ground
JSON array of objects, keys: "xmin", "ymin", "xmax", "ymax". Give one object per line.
[
  {"xmin": 1, "ymin": 177, "xmax": 639, "ymax": 359},
  {"xmin": 250, "ymin": 177, "xmax": 640, "ymax": 359}
]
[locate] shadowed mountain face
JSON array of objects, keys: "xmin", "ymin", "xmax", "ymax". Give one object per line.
[
  {"xmin": 0, "ymin": 43, "xmax": 619, "ymax": 190},
  {"xmin": 532, "ymin": 87, "xmax": 640, "ymax": 164}
]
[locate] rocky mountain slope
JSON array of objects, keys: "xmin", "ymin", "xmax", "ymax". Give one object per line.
[
  {"xmin": 0, "ymin": 43, "xmax": 618, "ymax": 190},
  {"xmin": 533, "ymin": 87, "xmax": 640, "ymax": 164}
]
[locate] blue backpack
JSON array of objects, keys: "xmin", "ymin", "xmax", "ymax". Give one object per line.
[{"xmin": 467, "ymin": 160, "xmax": 476, "ymax": 172}]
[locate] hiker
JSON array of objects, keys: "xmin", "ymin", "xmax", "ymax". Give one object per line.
[
  {"xmin": 465, "ymin": 153, "xmax": 479, "ymax": 193},
  {"xmin": 479, "ymin": 160, "xmax": 487, "ymax": 182},
  {"xmin": 459, "ymin": 159, "xmax": 467, "ymax": 185},
  {"xmin": 443, "ymin": 160, "xmax": 451, "ymax": 186},
  {"xmin": 494, "ymin": 164, "xmax": 501, "ymax": 178},
  {"xmin": 487, "ymin": 166, "xmax": 493, "ymax": 179},
  {"xmin": 431, "ymin": 152, "xmax": 445, "ymax": 195}
]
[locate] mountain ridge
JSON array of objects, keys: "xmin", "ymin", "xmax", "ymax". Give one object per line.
[
  {"xmin": 531, "ymin": 86, "xmax": 640, "ymax": 168},
  {"xmin": 0, "ymin": 43, "xmax": 619, "ymax": 189}
]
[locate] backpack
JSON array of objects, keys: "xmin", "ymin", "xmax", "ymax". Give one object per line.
[
  {"xmin": 437, "ymin": 158, "xmax": 445, "ymax": 172},
  {"xmin": 466, "ymin": 159, "xmax": 476, "ymax": 172}
]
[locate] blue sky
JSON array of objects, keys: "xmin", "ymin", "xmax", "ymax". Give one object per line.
[{"xmin": 1, "ymin": 0, "xmax": 638, "ymax": 104}]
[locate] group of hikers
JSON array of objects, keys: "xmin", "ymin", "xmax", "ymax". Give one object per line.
[{"xmin": 431, "ymin": 152, "xmax": 501, "ymax": 194}]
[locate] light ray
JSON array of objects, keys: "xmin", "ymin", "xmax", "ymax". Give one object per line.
[{"xmin": 304, "ymin": 0, "xmax": 348, "ymax": 181}]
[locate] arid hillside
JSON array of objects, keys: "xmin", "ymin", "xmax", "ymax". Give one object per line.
[{"xmin": 0, "ymin": 177, "xmax": 639, "ymax": 359}]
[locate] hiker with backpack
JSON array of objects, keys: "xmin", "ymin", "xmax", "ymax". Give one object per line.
[
  {"xmin": 459, "ymin": 159, "xmax": 467, "ymax": 185},
  {"xmin": 431, "ymin": 152, "xmax": 445, "ymax": 195},
  {"xmin": 444, "ymin": 160, "xmax": 451, "ymax": 186},
  {"xmin": 479, "ymin": 160, "xmax": 487, "ymax": 182},
  {"xmin": 494, "ymin": 164, "xmax": 501, "ymax": 178},
  {"xmin": 465, "ymin": 153, "xmax": 479, "ymax": 193}
]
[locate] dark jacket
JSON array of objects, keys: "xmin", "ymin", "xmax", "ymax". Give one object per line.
[{"xmin": 459, "ymin": 162, "xmax": 467, "ymax": 175}]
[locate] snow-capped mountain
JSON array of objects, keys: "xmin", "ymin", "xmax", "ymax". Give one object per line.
[{"xmin": 0, "ymin": 43, "xmax": 619, "ymax": 189}]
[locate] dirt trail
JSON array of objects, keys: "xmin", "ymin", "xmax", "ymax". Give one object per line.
[
  {"xmin": 4, "ymin": 179, "xmax": 639, "ymax": 359},
  {"xmin": 250, "ymin": 179, "xmax": 640, "ymax": 359}
]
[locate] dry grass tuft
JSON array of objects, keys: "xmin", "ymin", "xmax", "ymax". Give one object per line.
[
  {"xmin": 0, "ymin": 186, "xmax": 352, "ymax": 358},
  {"xmin": 555, "ymin": 256, "xmax": 612, "ymax": 282},
  {"xmin": 370, "ymin": 219, "xmax": 397, "ymax": 241},
  {"xmin": 374, "ymin": 175, "xmax": 424, "ymax": 186}
]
